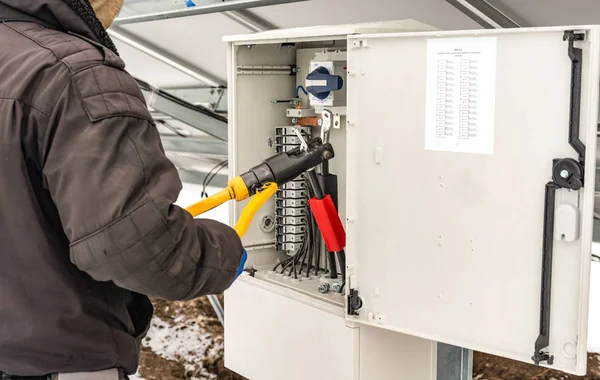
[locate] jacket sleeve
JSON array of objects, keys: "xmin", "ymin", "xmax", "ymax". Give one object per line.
[{"xmin": 42, "ymin": 66, "xmax": 244, "ymax": 301}]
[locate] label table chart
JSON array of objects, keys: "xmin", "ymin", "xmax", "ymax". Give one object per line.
[{"xmin": 425, "ymin": 37, "xmax": 497, "ymax": 154}]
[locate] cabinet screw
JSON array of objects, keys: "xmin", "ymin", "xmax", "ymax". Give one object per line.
[
  {"xmin": 318, "ymin": 283, "xmax": 330, "ymax": 294},
  {"xmin": 332, "ymin": 283, "xmax": 342, "ymax": 293}
]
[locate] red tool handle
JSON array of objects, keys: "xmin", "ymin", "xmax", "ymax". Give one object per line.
[{"xmin": 308, "ymin": 195, "xmax": 346, "ymax": 252}]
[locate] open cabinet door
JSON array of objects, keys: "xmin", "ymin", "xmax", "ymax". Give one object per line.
[{"xmin": 344, "ymin": 26, "xmax": 599, "ymax": 375}]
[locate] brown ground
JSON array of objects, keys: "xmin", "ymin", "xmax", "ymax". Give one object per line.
[
  {"xmin": 473, "ymin": 352, "xmax": 600, "ymax": 380},
  {"xmin": 137, "ymin": 297, "xmax": 246, "ymax": 380},
  {"xmin": 138, "ymin": 298, "xmax": 599, "ymax": 380}
]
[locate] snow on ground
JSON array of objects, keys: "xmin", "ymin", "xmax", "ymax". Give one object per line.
[{"xmin": 142, "ymin": 315, "xmax": 221, "ymax": 380}]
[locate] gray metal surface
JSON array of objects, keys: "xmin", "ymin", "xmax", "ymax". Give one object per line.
[
  {"xmin": 207, "ymin": 295, "xmax": 225, "ymax": 326},
  {"xmin": 492, "ymin": 0, "xmax": 600, "ymax": 28},
  {"xmin": 446, "ymin": 0, "xmax": 525, "ymax": 28},
  {"xmin": 113, "ymin": 0, "xmax": 308, "ymax": 25},
  {"xmin": 140, "ymin": 87, "xmax": 228, "ymax": 141},
  {"xmin": 164, "ymin": 87, "xmax": 228, "ymax": 113},
  {"xmin": 222, "ymin": 9, "xmax": 277, "ymax": 32},
  {"xmin": 437, "ymin": 343, "xmax": 473, "ymax": 380},
  {"xmin": 161, "ymin": 136, "xmax": 228, "ymax": 155},
  {"xmin": 108, "ymin": 26, "xmax": 224, "ymax": 87}
]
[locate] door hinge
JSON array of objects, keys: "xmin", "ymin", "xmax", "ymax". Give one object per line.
[
  {"xmin": 533, "ymin": 30, "xmax": 586, "ymax": 366},
  {"xmin": 347, "ymin": 289, "xmax": 363, "ymax": 316}
]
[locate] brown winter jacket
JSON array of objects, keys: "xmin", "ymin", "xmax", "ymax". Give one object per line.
[{"xmin": 0, "ymin": 0, "xmax": 243, "ymax": 376}]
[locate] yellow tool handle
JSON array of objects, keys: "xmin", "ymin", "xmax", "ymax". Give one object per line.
[
  {"xmin": 233, "ymin": 182, "xmax": 278, "ymax": 238},
  {"xmin": 185, "ymin": 176, "xmax": 250, "ymax": 217},
  {"xmin": 185, "ymin": 181, "xmax": 278, "ymax": 239},
  {"xmin": 186, "ymin": 187, "xmax": 234, "ymax": 217}
]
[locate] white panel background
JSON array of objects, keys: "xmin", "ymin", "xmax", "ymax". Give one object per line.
[
  {"xmin": 224, "ymin": 280, "xmax": 358, "ymax": 380},
  {"xmin": 344, "ymin": 27, "xmax": 599, "ymax": 375}
]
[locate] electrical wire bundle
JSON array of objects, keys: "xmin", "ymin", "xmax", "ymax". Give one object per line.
[{"xmin": 272, "ymin": 175, "xmax": 323, "ymax": 279}]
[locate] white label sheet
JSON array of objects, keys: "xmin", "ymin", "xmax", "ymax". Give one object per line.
[{"xmin": 425, "ymin": 37, "xmax": 497, "ymax": 154}]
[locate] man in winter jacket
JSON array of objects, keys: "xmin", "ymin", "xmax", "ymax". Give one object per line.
[{"xmin": 0, "ymin": 1, "xmax": 245, "ymax": 378}]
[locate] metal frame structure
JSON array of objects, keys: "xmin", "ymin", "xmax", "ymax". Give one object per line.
[
  {"xmin": 136, "ymin": 79, "xmax": 228, "ymax": 141},
  {"xmin": 164, "ymin": 87, "xmax": 228, "ymax": 113},
  {"xmin": 438, "ymin": 344, "xmax": 473, "ymax": 380},
  {"xmin": 445, "ymin": 0, "xmax": 527, "ymax": 29},
  {"xmin": 161, "ymin": 136, "xmax": 227, "ymax": 155},
  {"xmin": 223, "ymin": 9, "xmax": 277, "ymax": 32},
  {"xmin": 108, "ymin": 26, "xmax": 224, "ymax": 87},
  {"xmin": 114, "ymin": 0, "xmax": 308, "ymax": 25}
]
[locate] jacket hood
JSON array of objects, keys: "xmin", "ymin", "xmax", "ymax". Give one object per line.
[{"xmin": 0, "ymin": 0, "xmax": 118, "ymax": 54}]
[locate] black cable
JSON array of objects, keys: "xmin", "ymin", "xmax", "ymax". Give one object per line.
[
  {"xmin": 327, "ymin": 257, "xmax": 337, "ymax": 278},
  {"xmin": 281, "ymin": 255, "xmax": 296, "ymax": 274},
  {"xmin": 273, "ymin": 256, "xmax": 294, "ymax": 272},
  {"xmin": 272, "ymin": 260, "xmax": 285, "ymax": 272},
  {"xmin": 302, "ymin": 173, "xmax": 319, "ymax": 275},
  {"xmin": 336, "ymin": 249, "xmax": 347, "ymax": 286},
  {"xmin": 299, "ymin": 234, "xmax": 309, "ymax": 277},
  {"xmin": 306, "ymin": 236, "xmax": 313, "ymax": 278},
  {"xmin": 202, "ymin": 161, "xmax": 227, "ymax": 192},
  {"xmin": 273, "ymin": 253, "xmax": 293, "ymax": 271},
  {"xmin": 201, "ymin": 160, "xmax": 228, "ymax": 198},
  {"xmin": 314, "ymin": 235, "xmax": 321, "ymax": 275},
  {"xmin": 300, "ymin": 248, "xmax": 309, "ymax": 276},
  {"xmin": 306, "ymin": 170, "xmax": 324, "ymax": 199},
  {"xmin": 204, "ymin": 160, "xmax": 227, "ymax": 189},
  {"xmin": 306, "ymin": 205, "xmax": 320, "ymax": 276},
  {"xmin": 305, "ymin": 170, "xmax": 338, "ymax": 278},
  {"xmin": 292, "ymin": 254, "xmax": 298, "ymax": 279}
]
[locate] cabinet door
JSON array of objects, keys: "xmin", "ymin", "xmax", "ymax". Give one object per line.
[{"xmin": 344, "ymin": 26, "xmax": 599, "ymax": 375}]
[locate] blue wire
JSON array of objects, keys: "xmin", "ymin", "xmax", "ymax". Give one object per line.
[{"xmin": 296, "ymin": 85, "xmax": 308, "ymax": 97}]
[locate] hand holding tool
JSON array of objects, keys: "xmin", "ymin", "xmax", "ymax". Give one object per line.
[{"xmin": 185, "ymin": 137, "xmax": 335, "ymax": 239}]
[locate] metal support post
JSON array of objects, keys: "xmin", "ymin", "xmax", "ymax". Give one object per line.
[
  {"xmin": 207, "ymin": 295, "xmax": 225, "ymax": 326},
  {"xmin": 437, "ymin": 343, "xmax": 473, "ymax": 380}
]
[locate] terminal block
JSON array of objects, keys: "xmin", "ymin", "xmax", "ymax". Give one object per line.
[{"xmin": 274, "ymin": 126, "xmax": 311, "ymax": 254}]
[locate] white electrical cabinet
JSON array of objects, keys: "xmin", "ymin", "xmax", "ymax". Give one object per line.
[{"xmin": 223, "ymin": 22, "xmax": 599, "ymax": 379}]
